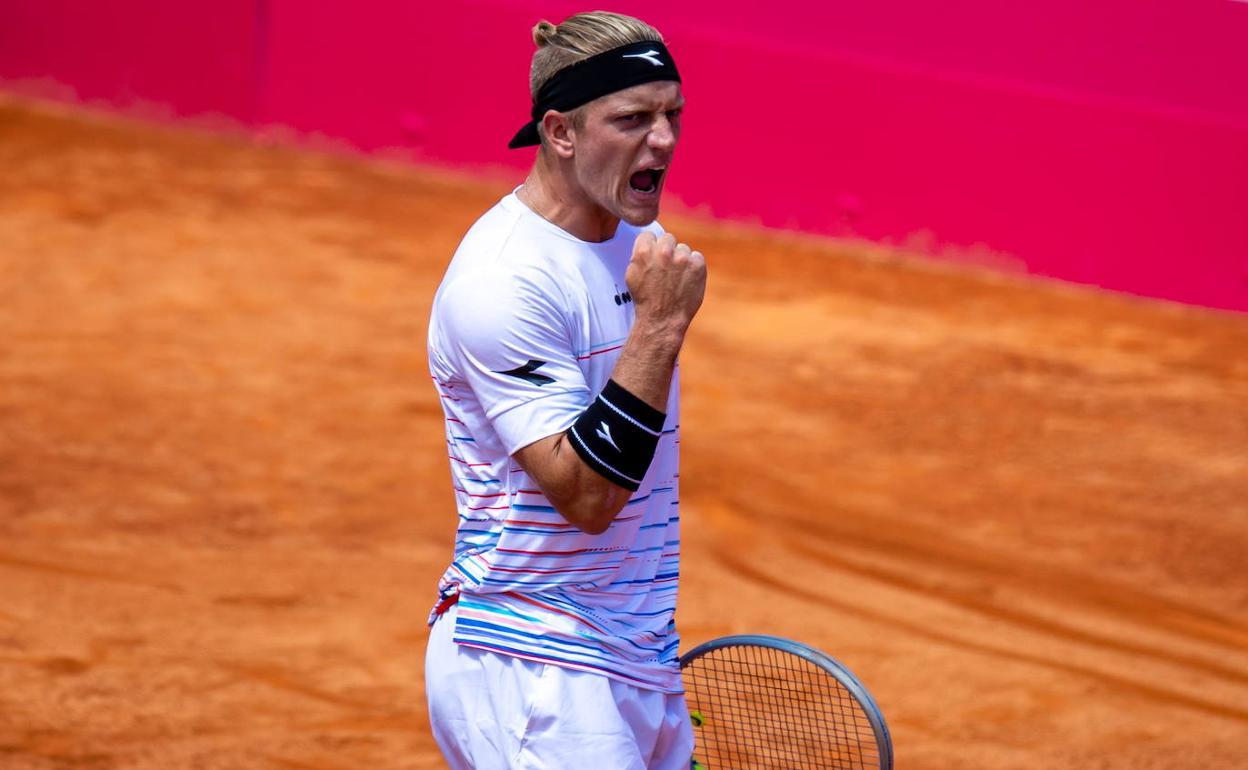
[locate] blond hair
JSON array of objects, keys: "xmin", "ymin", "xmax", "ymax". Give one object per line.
[
  {"xmin": 529, "ymin": 11, "xmax": 664, "ymax": 98},
  {"xmin": 527, "ymin": 12, "xmax": 664, "ymax": 144}
]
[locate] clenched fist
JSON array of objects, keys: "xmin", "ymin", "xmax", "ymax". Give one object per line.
[{"xmin": 626, "ymin": 231, "xmax": 706, "ymax": 337}]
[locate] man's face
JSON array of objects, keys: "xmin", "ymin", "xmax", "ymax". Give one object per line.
[{"xmin": 567, "ymin": 81, "xmax": 684, "ymax": 227}]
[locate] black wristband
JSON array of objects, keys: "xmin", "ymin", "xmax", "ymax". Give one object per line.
[{"xmin": 567, "ymin": 380, "xmax": 667, "ymax": 491}]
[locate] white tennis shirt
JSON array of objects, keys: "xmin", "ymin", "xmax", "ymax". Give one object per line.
[{"xmin": 426, "ymin": 191, "xmax": 683, "ymax": 692}]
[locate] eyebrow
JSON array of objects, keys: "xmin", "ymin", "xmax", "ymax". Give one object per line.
[{"xmin": 610, "ymin": 99, "xmax": 686, "ymax": 115}]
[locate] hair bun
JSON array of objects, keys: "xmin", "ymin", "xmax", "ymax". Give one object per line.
[{"xmin": 532, "ymin": 20, "xmax": 559, "ymax": 47}]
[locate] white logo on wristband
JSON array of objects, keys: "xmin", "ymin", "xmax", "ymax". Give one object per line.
[{"xmin": 596, "ymin": 421, "xmax": 621, "ymax": 452}]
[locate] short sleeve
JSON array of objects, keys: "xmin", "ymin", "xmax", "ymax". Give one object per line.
[{"xmin": 434, "ymin": 267, "xmax": 590, "ymax": 454}]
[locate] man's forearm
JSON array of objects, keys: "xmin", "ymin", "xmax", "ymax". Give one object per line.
[
  {"xmin": 608, "ymin": 319, "xmax": 685, "ymax": 413},
  {"xmin": 513, "ymin": 231, "xmax": 704, "ymax": 533},
  {"xmin": 513, "ymin": 326, "xmax": 682, "ymax": 533}
]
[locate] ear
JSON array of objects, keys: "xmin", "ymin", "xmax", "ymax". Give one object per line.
[{"xmin": 540, "ymin": 110, "xmax": 576, "ymax": 159}]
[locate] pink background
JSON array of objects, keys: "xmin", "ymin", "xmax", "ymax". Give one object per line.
[{"xmin": 2, "ymin": 0, "xmax": 1246, "ymax": 312}]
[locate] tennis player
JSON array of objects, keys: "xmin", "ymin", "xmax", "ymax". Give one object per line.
[{"xmin": 424, "ymin": 10, "xmax": 704, "ymax": 770}]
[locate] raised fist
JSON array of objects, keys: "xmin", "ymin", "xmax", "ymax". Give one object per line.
[{"xmin": 625, "ymin": 231, "xmax": 706, "ymax": 336}]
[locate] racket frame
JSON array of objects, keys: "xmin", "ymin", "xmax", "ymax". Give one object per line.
[{"xmin": 679, "ymin": 634, "xmax": 894, "ymax": 770}]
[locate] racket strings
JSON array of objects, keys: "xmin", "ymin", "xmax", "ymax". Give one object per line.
[{"xmin": 684, "ymin": 644, "xmax": 881, "ymax": 770}]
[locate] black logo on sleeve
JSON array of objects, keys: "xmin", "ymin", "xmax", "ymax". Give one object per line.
[{"xmin": 494, "ymin": 359, "xmax": 555, "ymax": 386}]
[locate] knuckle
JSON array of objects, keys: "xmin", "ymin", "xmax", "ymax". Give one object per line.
[{"xmin": 633, "ymin": 231, "xmax": 655, "ymax": 253}]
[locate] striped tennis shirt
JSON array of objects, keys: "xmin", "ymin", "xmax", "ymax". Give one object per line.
[{"xmin": 425, "ymin": 191, "xmax": 683, "ymax": 693}]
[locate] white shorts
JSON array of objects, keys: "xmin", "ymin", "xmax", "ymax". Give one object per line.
[{"xmin": 426, "ymin": 604, "xmax": 694, "ymax": 770}]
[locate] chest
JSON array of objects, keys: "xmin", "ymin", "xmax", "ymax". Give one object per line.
[{"xmin": 566, "ymin": 254, "xmax": 635, "ymax": 390}]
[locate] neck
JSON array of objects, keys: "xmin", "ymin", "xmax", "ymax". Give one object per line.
[{"xmin": 517, "ymin": 151, "xmax": 619, "ymax": 242}]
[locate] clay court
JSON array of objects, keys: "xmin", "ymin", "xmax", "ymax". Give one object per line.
[{"xmin": 1, "ymin": 96, "xmax": 1246, "ymax": 769}]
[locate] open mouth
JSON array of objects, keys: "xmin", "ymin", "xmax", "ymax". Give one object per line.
[{"xmin": 628, "ymin": 167, "xmax": 666, "ymax": 195}]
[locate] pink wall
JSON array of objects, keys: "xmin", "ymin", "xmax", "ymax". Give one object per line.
[
  {"xmin": 0, "ymin": 0, "xmax": 260, "ymax": 120},
  {"xmin": 3, "ymin": 0, "xmax": 1246, "ymax": 312}
]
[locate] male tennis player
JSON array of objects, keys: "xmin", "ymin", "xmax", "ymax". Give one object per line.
[{"xmin": 424, "ymin": 10, "xmax": 704, "ymax": 770}]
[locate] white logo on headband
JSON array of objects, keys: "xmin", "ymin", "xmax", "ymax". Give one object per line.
[{"xmin": 622, "ymin": 49, "xmax": 664, "ymax": 67}]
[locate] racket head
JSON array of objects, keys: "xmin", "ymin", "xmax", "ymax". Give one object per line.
[{"xmin": 679, "ymin": 634, "xmax": 893, "ymax": 770}]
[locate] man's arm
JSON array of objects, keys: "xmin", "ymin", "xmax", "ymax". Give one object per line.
[{"xmin": 513, "ymin": 231, "xmax": 705, "ymax": 534}]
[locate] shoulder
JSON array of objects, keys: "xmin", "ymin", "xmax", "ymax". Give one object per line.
[
  {"xmin": 438, "ymin": 209, "xmax": 577, "ymax": 311},
  {"xmin": 436, "ymin": 261, "xmax": 565, "ymax": 322},
  {"xmin": 432, "ymin": 247, "xmax": 575, "ymax": 359},
  {"xmin": 454, "ymin": 196, "xmax": 588, "ymax": 276}
]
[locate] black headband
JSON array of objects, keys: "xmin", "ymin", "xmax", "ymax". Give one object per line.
[{"xmin": 508, "ymin": 40, "xmax": 681, "ymax": 149}]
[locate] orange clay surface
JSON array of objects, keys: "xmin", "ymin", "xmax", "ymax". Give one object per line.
[{"xmin": 2, "ymin": 95, "xmax": 1247, "ymax": 770}]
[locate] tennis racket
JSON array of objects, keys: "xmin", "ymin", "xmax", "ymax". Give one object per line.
[{"xmin": 679, "ymin": 635, "xmax": 893, "ymax": 770}]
